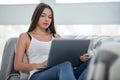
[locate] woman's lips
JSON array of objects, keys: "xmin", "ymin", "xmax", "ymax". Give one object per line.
[{"xmin": 43, "ymin": 23, "xmax": 49, "ymax": 26}]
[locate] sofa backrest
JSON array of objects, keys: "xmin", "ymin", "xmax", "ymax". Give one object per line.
[{"xmin": 0, "ymin": 38, "xmax": 20, "ymax": 80}]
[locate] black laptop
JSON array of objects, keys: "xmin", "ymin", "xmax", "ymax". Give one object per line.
[{"xmin": 47, "ymin": 39, "xmax": 91, "ymax": 67}]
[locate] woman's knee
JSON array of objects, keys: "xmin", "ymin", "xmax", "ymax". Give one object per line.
[{"xmin": 59, "ymin": 61, "xmax": 72, "ymax": 68}]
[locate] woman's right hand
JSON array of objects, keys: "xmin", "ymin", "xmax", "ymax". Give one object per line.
[{"xmin": 37, "ymin": 60, "xmax": 48, "ymax": 68}]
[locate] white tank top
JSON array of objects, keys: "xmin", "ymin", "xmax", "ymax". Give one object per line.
[{"xmin": 26, "ymin": 35, "xmax": 54, "ymax": 79}]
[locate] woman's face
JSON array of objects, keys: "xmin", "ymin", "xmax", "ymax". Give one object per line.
[{"xmin": 37, "ymin": 8, "xmax": 52, "ymax": 30}]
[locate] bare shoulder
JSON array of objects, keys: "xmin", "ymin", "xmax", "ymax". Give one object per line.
[
  {"xmin": 19, "ymin": 33, "xmax": 28, "ymax": 39},
  {"xmin": 54, "ymin": 34, "xmax": 61, "ymax": 39},
  {"xmin": 17, "ymin": 33, "xmax": 29, "ymax": 43}
]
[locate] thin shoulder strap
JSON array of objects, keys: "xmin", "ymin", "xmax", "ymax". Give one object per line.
[
  {"xmin": 52, "ymin": 33, "xmax": 55, "ymax": 38},
  {"xmin": 26, "ymin": 32, "xmax": 32, "ymax": 41}
]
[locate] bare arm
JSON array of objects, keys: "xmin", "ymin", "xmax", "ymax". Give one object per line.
[{"xmin": 14, "ymin": 33, "xmax": 45, "ymax": 72}]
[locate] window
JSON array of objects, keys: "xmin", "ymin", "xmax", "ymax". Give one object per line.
[
  {"xmin": 56, "ymin": 0, "xmax": 120, "ymax": 3},
  {"xmin": 0, "ymin": 25, "xmax": 28, "ymax": 69},
  {"xmin": 0, "ymin": 0, "xmax": 40, "ymax": 5},
  {"xmin": 56, "ymin": 25, "xmax": 120, "ymax": 36}
]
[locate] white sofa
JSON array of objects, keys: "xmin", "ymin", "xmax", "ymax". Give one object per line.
[{"xmin": 0, "ymin": 35, "xmax": 120, "ymax": 80}]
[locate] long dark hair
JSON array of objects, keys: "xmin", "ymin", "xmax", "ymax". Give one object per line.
[{"xmin": 28, "ymin": 3, "xmax": 56, "ymax": 36}]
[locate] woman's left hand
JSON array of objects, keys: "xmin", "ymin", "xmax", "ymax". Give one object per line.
[{"xmin": 80, "ymin": 53, "xmax": 89, "ymax": 62}]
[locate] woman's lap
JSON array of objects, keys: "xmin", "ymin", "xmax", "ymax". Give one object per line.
[
  {"xmin": 30, "ymin": 61, "xmax": 76, "ymax": 80},
  {"xmin": 30, "ymin": 59, "xmax": 91, "ymax": 80}
]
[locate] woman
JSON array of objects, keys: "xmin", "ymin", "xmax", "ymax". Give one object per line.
[
  {"xmin": 14, "ymin": 3, "xmax": 76, "ymax": 80},
  {"xmin": 14, "ymin": 3, "xmax": 90, "ymax": 80}
]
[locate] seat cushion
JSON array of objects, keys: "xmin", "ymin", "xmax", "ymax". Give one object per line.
[{"xmin": 6, "ymin": 73, "xmax": 20, "ymax": 80}]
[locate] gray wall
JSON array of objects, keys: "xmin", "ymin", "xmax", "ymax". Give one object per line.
[{"xmin": 0, "ymin": 0, "xmax": 120, "ymax": 25}]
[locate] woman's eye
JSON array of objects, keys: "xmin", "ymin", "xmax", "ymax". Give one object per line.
[
  {"xmin": 49, "ymin": 16, "xmax": 52, "ymax": 19},
  {"xmin": 41, "ymin": 15, "xmax": 45, "ymax": 17}
]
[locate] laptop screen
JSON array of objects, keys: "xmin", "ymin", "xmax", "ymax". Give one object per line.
[{"xmin": 47, "ymin": 39, "xmax": 91, "ymax": 67}]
